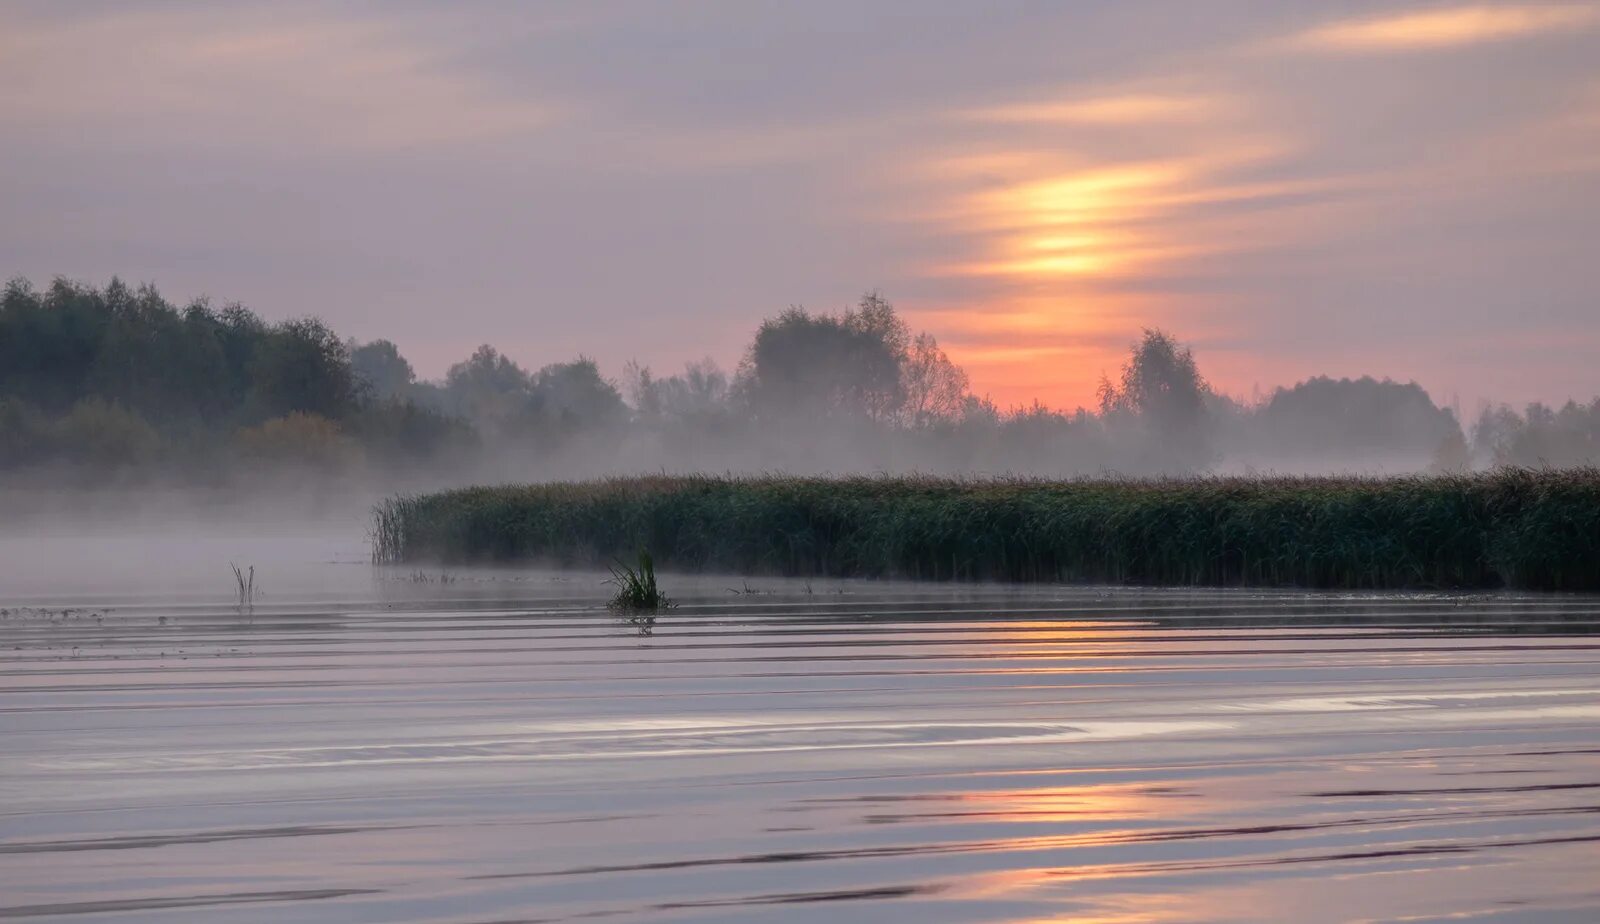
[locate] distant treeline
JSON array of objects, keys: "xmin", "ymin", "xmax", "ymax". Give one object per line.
[
  {"xmin": 371, "ymin": 470, "xmax": 1600, "ymax": 591},
  {"xmin": 2, "ymin": 276, "xmax": 1597, "ymax": 485}
]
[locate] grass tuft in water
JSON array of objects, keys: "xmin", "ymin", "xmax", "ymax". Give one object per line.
[{"xmin": 608, "ymin": 550, "xmax": 673, "ymax": 611}]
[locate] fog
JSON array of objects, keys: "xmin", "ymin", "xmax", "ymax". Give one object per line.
[{"xmin": 3, "ymin": 277, "xmax": 1598, "ymax": 536}]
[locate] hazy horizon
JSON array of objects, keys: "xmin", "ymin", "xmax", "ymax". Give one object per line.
[{"xmin": 3, "ymin": 1, "xmax": 1598, "ymax": 413}]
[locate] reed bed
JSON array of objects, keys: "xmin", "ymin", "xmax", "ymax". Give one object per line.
[{"xmin": 370, "ymin": 469, "xmax": 1600, "ymax": 591}]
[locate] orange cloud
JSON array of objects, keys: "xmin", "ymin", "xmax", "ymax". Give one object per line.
[
  {"xmin": 929, "ymin": 142, "xmax": 1317, "ymax": 286},
  {"xmin": 962, "ymin": 93, "xmax": 1224, "ymax": 125},
  {"xmin": 901, "ymin": 67, "xmax": 1373, "ymax": 409},
  {"xmin": 1286, "ymin": 4, "xmax": 1597, "ymax": 53}
]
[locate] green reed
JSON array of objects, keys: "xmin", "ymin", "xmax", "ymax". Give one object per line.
[
  {"xmin": 608, "ymin": 549, "xmax": 673, "ymax": 611},
  {"xmin": 370, "ymin": 468, "xmax": 1600, "ymax": 591}
]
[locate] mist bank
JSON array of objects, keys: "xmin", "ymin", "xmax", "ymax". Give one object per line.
[
  {"xmin": 372, "ymin": 470, "xmax": 1600, "ymax": 592},
  {"xmin": 4, "ymin": 277, "xmax": 1599, "ymax": 505}
]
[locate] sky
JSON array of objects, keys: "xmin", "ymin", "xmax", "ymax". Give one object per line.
[{"xmin": 3, "ymin": 1, "xmax": 1598, "ymax": 412}]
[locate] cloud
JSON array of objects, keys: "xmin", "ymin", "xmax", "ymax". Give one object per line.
[
  {"xmin": 1283, "ymin": 4, "xmax": 1598, "ymax": 53},
  {"xmin": 1, "ymin": 2, "xmax": 1596, "ymax": 414},
  {"xmin": 960, "ymin": 92, "xmax": 1225, "ymax": 125},
  {"xmin": 0, "ymin": 6, "xmax": 558, "ymax": 154},
  {"xmin": 923, "ymin": 140, "xmax": 1337, "ymax": 286},
  {"xmin": 874, "ymin": 3, "xmax": 1600, "ymax": 410}
]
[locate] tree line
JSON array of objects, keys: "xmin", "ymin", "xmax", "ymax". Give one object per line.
[{"xmin": 1, "ymin": 276, "xmax": 1594, "ymax": 485}]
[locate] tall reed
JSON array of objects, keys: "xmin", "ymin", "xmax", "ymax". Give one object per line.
[
  {"xmin": 370, "ymin": 468, "xmax": 1600, "ymax": 591},
  {"xmin": 230, "ymin": 562, "xmax": 256, "ymax": 607}
]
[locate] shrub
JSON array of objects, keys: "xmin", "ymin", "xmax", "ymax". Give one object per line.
[
  {"xmin": 234, "ymin": 412, "xmax": 364, "ymax": 474},
  {"xmin": 50, "ymin": 398, "xmax": 164, "ymax": 470}
]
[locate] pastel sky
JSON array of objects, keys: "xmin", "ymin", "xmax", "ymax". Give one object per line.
[{"xmin": 3, "ymin": 1, "xmax": 1598, "ymax": 411}]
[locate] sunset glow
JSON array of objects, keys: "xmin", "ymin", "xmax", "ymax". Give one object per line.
[
  {"xmin": 964, "ymin": 92, "xmax": 1224, "ymax": 125},
  {"xmin": 2, "ymin": 2, "xmax": 1597, "ymax": 411},
  {"xmin": 1289, "ymin": 4, "xmax": 1598, "ymax": 52}
]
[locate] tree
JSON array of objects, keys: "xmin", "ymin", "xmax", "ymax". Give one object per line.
[
  {"xmin": 627, "ymin": 358, "xmax": 730, "ymax": 425},
  {"xmin": 900, "ymin": 332, "xmax": 970, "ymax": 428},
  {"xmin": 1431, "ymin": 428, "xmax": 1471, "ymax": 474},
  {"xmin": 442, "ymin": 345, "xmax": 532, "ymax": 429},
  {"xmin": 0, "ymin": 277, "xmax": 112, "ymax": 414},
  {"xmin": 526, "ymin": 357, "xmax": 628, "ymax": 433},
  {"xmin": 1474, "ymin": 400, "xmax": 1600, "ymax": 467},
  {"xmin": 1259, "ymin": 376, "xmax": 1461, "ymax": 465},
  {"xmin": 349, "ymin": 399, "xmax": 477, "ymax": 468},
  {"xmin": 1099, "ymin": 328, "xmax": 1212, "ymax": 471},
  {"xmin": 738, "ymin": 294, "xmax": 909, "ymax": 423},
  {"xmin": 247, "ymin": 318, "xmax": 358, "ymax": 421},
  {"xmin": 350, "ymin": 339, "xmax": 416, "ymax": 401}
]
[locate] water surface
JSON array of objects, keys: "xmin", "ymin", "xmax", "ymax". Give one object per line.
[{"xmin": 2, "ymin": 532, "xmax": 1598, "ymax": 922}]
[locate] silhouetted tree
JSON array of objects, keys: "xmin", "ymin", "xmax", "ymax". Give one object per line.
[
  {"xmin": 738, "ymin": 294, "xmax": 909, "ymax": 423},
  {"xmin": 1099, "ymin": 328, "xmax": 1213, "ymax": 471},
  {"xmin": 247, "ymin": 318, "xmax": 358, "ymax": 422},
  {"xmin": 5, "ymin": 275, "xmax": 1597, "ymax": 482},
  {"xmin": 626, "ymin": 358, "xmax": 730, "ymax": 426},
  {"xmin": 1473, "ymin": 400, "xmax": 1600, "ymax": 466},
  {"xmin": 1431, "ymin": 427, "xmax": 1471, "ymax": 474},
  {"xmin": 350, "ymin": 339, "xmax": 416, "ymax": 401},
  {"xmin": 0, "ymin": 277, "xmax": 115, "ymax": 414},
  {"xmin": 526, "ymin": 357, "xmax": 627, "ymax": 434},
  {"xmin": 901, "ymin": 332, "xmax": 969, "ymax": 428},
  {"xmin": 350, "ymin": 399, "xmax": 477, "ymax": 469},
  {"xmin": 0, "ymin": 277, "xmax": 472, "ymax": 477},
  {"xmin": 1258, "ymin": 376, "xmax": 1461, "ymax": 466},
  {"xmin": 443, "ymin": 345, "xmax": 532, "ymax": 431}
]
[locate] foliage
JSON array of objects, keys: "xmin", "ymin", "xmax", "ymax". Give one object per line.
[
  {"xmin": 46, "ymin": 398, "xmax": 166, "ymax": 470},
  {"xmin": 1474, "ymin": 400, "xmax": 1600, "ymax": 467},
  {"xmin": 0, "ymin": 276, "xmax": 475, "ymax": 478},
  {"xmin": 0, "ymin": 397, "xmax": 50, "ymax": 468},
  {"xmin": 233, "ymin": 412, "xmax": 364, "ymax": 473},
  {"xmin": 3, "ymin": 276, "xmax": 1595, "ymax": 485},
  {"xmin": 350, "ymin": 339, "xmax": 416, "ymax": 401},
  {"xmin": 901, "ymin": 332, "xmax": 970, "ymax": 428},
  {"xmin": 370, "ymin": 469, "xmax": 1600, "ymax": 592},
  {"xmin": 738, "ymin": 294, "xmax": 910, "ymax": 423},
  {"xmin": 1259, "ymin": 376, "xmax": 1461, "ymax": 463},
  {"xmin": 1, "ymin": 277, "xmax": 258, "ymax": 426},
  {"xmin": 1099, "ymin": 329, "xmax": 1212, "ymax": 472},
  {"xmin": 247, "ymin": 318, "xmax": 359, "ymax": 421},
  {"xmin": 348, "ymin": 398, "xmax": 476, "ymax": 467},
  {"xmin": 442, "ymin": 344, "xmax": 532, "ymax": 431},
  {"xmin": 526, "ymin": 357, "xmax": 628, "ymax": 433},
  {"xmin": 626, "ymin": 358, "xmax": 731, "ymax": 427}
]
